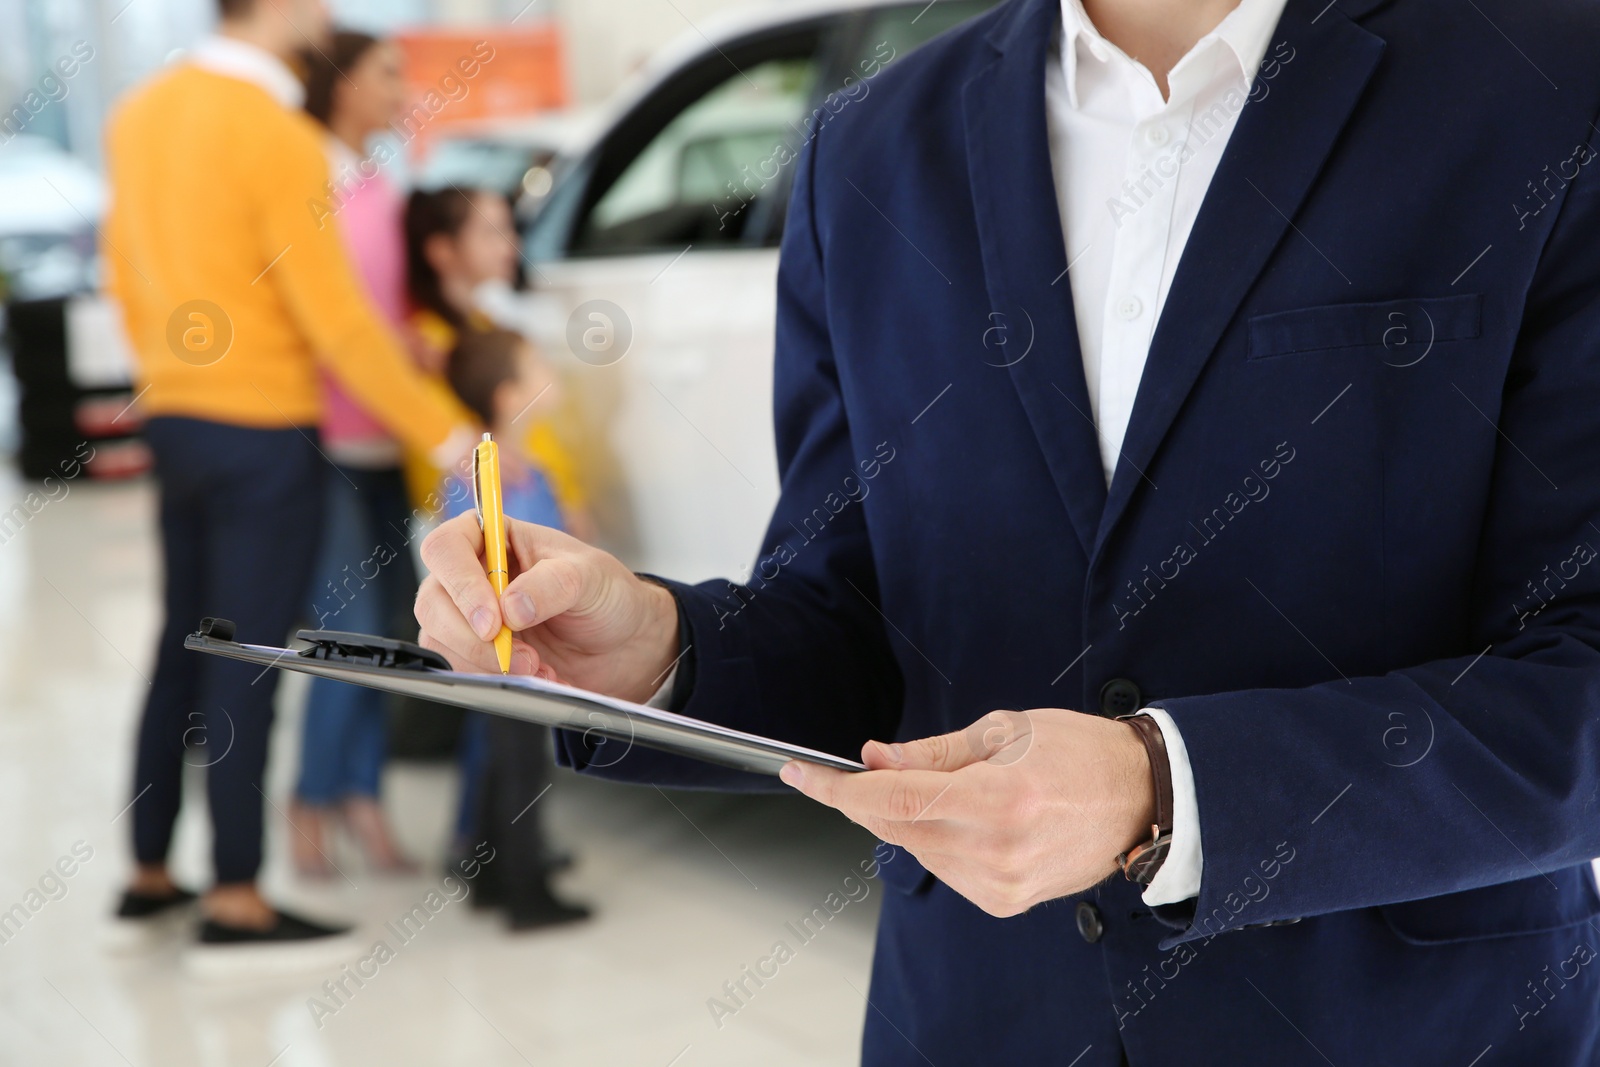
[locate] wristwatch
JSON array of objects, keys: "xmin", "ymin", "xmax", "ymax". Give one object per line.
[{"xmin": 1115, "ymin": 713, "xmax": 1174, "ymax": 886}]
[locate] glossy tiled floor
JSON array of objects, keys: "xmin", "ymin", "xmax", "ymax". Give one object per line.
[{"xmin": 0, "ymin": 470, "xmax": 883, "ymax": 1066}]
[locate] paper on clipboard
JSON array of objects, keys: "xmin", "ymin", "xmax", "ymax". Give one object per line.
[{"xmin": 184, "ymin": 625, "xmax": 866, "ymax": 777}]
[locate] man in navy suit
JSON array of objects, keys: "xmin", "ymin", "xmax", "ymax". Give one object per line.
[{"xmin": 416, "ymin": 0, "xmax": 1600, "ymax": 1060}]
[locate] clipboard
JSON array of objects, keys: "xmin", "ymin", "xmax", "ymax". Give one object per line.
[{"xmin": 184, "ymin": 618, "xmax": 866, "ymax": 777}]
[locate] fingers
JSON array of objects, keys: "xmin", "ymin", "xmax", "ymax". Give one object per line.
[
  {"xmin": 861, "ymin": 710, "xmax": 1032, "ymax": 772},
  {"xmin": 518, "ymin": 639, "xmax": 559, "ymax": 682},
  {"xmin": 416, "ymin": 514, "xmax": 535, "ymax": 675},
  {"xmin": 418, "ymin": 626, "xmax": 505, "ymax": 674},
  {"xmin": 417, "ymin": 597, "xmax": 546, "ymax": 676},
  {"xmin": 416, "ymin": 577, "xmax": 522, "ymax": 674},
  {"xmin": 779, "ymin": 762, "xmax": 968, "ymax": 834},
  {"xmin": 417, "ymin": 513, "xmax": 502, "ymax": 640},
  {"xmin": 506, "ymin": 517, "xmax": 583, "ymax": 573},
  {"xmin": 500, "ymin": 523, "xmax": 592, "ymax": 631}
]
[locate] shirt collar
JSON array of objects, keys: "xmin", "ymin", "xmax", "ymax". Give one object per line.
[
  {"xmin": 189, "ymin": 35, "xmax": 304, "ymax": 109},
  {"xmin": 1058, "ymin": 0, "xmax": 1287, "ymax": 110}
]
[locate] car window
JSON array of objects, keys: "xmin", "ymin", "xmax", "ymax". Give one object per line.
[
  {"xmin": 550, "ymin": 6, "xmax": 997, "ymax": 260},
  {"xmin": 571, "ymin": 52, "xmax": 820, "ymax": 255}
]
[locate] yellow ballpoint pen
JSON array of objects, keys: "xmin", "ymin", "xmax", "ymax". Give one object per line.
[{"xmin": 472, "ymin": 432, "xmax": 515, "ymax": 674}]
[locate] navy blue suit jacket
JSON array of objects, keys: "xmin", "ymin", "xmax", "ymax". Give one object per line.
[{"xmin": 559, "ymin": 0, "xmax": 1600, "ymax": 1061}]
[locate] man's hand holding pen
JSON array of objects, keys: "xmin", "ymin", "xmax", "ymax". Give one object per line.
[{"xmin": 416, "ymin": 512, "xmax": 681, "ymax": 704}]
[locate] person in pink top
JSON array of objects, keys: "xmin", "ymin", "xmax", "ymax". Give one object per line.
[{"xmin": 288, "ymin": 30, "xmax": 425, "ymax": 876}]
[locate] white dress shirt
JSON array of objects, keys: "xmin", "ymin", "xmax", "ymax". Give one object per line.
[{"xmin": 1046, "ymin": 0, "xmax": 1289, "ymax": 905}]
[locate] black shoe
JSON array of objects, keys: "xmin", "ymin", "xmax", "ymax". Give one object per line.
[
  {"xmin": 196, "ymin": 909, "xmax": 350, "ymax": 945},
  {"xmin": 115, "ymin": 886, "xmax": 198, "ymax": 919},
  {"xmin": 446, "ymin": 845, "xmax": 504, "ymax": 908},
  {"xmin": 505, "ymin": 881, "xmax": 591, "ymax": 931},
  {"xmin": 106, "ymin": 887, "xmax": 199, "ymax": 952},
  {"xmin": 465, "ymin": 864, "xmax": 505, "ymax": 910},
  {"xmin": 184, "ymin": 909, "xmax": 360, "ymax": 979},
  {"xmin": 452, "ymin": 849, "xmax": 571, "ymax": 899}
]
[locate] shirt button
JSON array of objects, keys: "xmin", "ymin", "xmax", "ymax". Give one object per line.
[
  {"xmin": 1117, "ymin": 296, "xmax": 1143, "ymax": 320},
  {"xmin": 1144, "ymin": 124, "xmax": 1170, "ymax": 147},
  {"xmin": 1076, "ymin": 900, "xmax": 1104, "ymax": 943}
]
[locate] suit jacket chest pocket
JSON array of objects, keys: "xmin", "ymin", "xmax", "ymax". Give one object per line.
[{"xmin": 1247, "ymin": 294, "xmax": 1483, "ymax": 362}]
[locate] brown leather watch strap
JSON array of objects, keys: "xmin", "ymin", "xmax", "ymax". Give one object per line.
[{"xmin": 1116, "ymin": 712, "xmax": 1174, "ymax": 885}]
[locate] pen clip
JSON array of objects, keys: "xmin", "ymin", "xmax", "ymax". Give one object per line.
[{"xmin": 472, "ymin": 440, "xmax": 485, "ymax": 531}]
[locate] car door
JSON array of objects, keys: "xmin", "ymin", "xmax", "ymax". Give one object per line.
[{"xmin": 521, "ymin": 2, "xmax": 994, "ymax": 583}]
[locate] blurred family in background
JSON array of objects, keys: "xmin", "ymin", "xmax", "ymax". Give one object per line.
[{"xmin": 100, "ymin": 0, "xmax": 589, "ymax": 976}]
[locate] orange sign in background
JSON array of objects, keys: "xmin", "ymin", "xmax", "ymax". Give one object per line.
[{"xmin": 392, "ymin": 26, "xmax": 568, "ymax": 150}]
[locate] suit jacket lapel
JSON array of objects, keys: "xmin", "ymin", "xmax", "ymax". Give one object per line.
[
  {"xmin": 1094, "ymin": 0, "xmax": 1387, "ymax": 552},
  {"xmin": 963, "ymin": 0, "xmax": 1107, "ymax": 559}
]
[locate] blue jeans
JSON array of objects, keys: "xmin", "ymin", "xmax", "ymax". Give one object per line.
[
  {"xmin": 295, "ymin": 464, "xmax": 419, "ymax": 805},
  {"xmin": 132, "ymin": 417, "xmax": 323, "ymax": 884}
]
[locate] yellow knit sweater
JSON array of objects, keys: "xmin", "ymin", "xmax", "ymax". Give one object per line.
[{"xmin": 102, "ymin": 64, "xmax": 462, "ymax": 454}]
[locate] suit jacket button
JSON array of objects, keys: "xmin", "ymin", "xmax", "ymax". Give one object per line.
[
  {"xmin": 1099, "ymin": 678, "xmax": 1142, "ymax": 717},
  {"xmin": 1076, "ymin": 900, "xmax": 1103, "ymax": 943}
]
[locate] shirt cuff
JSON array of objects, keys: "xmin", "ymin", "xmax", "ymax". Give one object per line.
[
  {"xmin": 1136, "ymin": 707, "xmax": 1203, "ymax": 906},
  {"xmin": 643, "ymin": 666, "xmax": 677, "ymax": 710}
]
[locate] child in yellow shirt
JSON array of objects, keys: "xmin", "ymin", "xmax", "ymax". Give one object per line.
[{"xmin": 441, "ymin": 328, "xmax": 592, "ymax": 930}]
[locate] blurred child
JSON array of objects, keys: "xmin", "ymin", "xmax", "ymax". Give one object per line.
[
  {"xmin": 441, "ymin": 328, "xmax": 591, "ymax": 931},
  {"xmin": 444, "ymin": 328, "xmax": 566, "ymax": 530},
  {"xmin": 402, "ymin": 188, "xmax": 590, "ymax": 539}
]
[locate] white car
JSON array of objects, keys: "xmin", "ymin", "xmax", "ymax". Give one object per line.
[
  {"xmin": 0, "ymin": 135, "xmax": 103, "ymax": 301},
  {"xmin": 415, "ymin": 108, "xmax": 602, "ymax": 222},
  {"xmin": 514, "ymin": 0, "xmax": 994, "ymax": 582}
]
